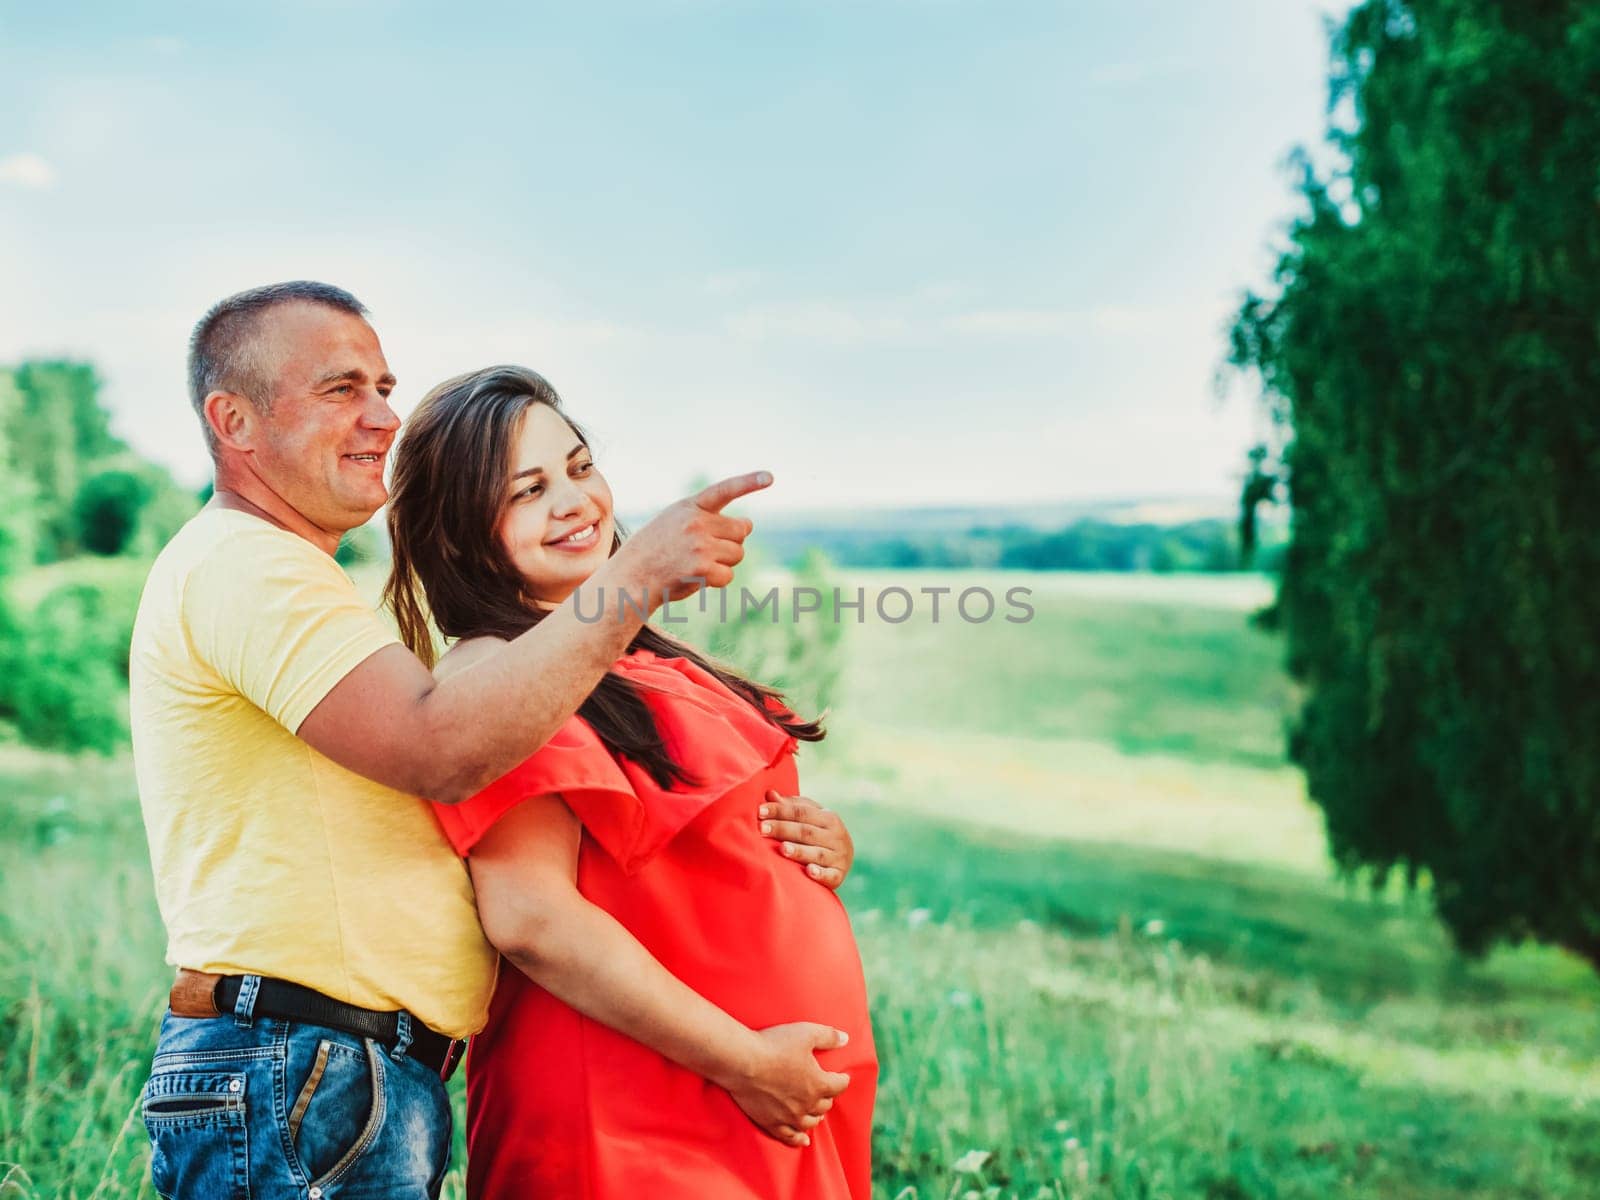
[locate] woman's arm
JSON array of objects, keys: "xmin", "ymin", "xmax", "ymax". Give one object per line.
[{"xmin": 468, "ymin": 794, "xmax": 851, "ymax": 1147}]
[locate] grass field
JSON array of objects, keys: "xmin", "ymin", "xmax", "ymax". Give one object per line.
[{"xmin": 3, "ymin": 567, "xmax": 1598, "ymax": 1199}]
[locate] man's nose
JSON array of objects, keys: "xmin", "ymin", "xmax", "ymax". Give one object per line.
[{"xmin": 362, "ymin": 389, "xmax": 401, "ymax": 432}]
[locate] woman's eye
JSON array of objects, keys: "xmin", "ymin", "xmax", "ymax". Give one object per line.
[
  {"xmin": 515, "ymin": 483, "xmax": 544, "ymax": 500},
  {"xmin": 573, "ymin": 461, "xmax": 593, "ymax": 476}
]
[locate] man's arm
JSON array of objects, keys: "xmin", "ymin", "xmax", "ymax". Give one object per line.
[
  {"xmin": 469, "ymin": 793, "xmax": 851, "ymax": 1147},
  {"xmin": 298, "ymin": 473, "xmax": 767, "ymax": 802}
]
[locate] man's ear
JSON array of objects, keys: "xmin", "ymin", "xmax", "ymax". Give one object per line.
[{"xmin": 204, "ymin": 391, "xmax": 257, "ymax": 452}]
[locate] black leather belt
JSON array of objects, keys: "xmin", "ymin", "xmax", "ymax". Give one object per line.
[{"xmin": 214, "ymin": 975, "xmax": 466, "ymax": 1082}]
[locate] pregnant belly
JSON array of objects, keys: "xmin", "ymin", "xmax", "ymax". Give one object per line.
[{"xmin": 576, "ymin": 766, "xmax": 875, "ymax": 1065}]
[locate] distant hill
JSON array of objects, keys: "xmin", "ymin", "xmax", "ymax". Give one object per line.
[{"xmin": 619, "ymin": 496, "xmax": 1287, "ymax": 574}]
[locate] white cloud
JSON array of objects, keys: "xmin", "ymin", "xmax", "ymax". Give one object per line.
[
  {"xmin": 702, "ymin": 270, "xmax": 762, "ymax": 297},
  {"xmin": 429, "ymin": 314, "xmax": 634, "ymax": 355},
  {"xmin": 0, "ymin": 214, "xmax": 1256, "ymax": 510},
  {"xmin": 946, "ymin": 308, "xmax": 1079, "ymax": 337},
  {"xmin": 952, "ymin": 303, "xmax": 1226, "ymax": 339},
  {"xmin": 726, "ymin": 301, "xmax": 1072, "ymax": 345},
  {"xmin": 0, "ymin": 153, "xmax": 58, "ymax": 190},
  {"xmin": 722, "ymin": 301, "xmax": 1211, "ymax": 344},
  {"xmin": 723, "ymin": 304, "xmax": 915, "ymax": 345},
  {"xmin": 913, "ymin": 281, "xmax": 966, "ymax": 304},
  {"xmin": 1088, "ymin": 304, "xmax": 1176, "ymax": 335}
]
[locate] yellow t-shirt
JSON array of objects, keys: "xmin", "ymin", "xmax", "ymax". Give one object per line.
[{"xmin": 129, "ymin": 508, "xmax": 496, "ymax": 1039}]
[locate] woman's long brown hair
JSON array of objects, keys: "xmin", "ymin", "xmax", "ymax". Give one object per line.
[{"xmin": 383, "ymin": 365, "xmax": 823, "ymax": 790}]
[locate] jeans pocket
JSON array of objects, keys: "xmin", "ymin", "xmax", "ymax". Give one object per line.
[
  {"xmin": 142, "ymin": 1070, "xmax": 250, "ymax": 1200},
  {"xmin": 287, "ymin": 1036, "xmax": 387, "ymax": 1190}
]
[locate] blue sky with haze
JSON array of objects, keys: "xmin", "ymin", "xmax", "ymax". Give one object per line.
[{"xmin": 0, "ymin": 1, "xmax": 1345, "ymax": 515}]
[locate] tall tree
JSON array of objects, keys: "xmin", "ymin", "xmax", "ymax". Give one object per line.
[
  {"xmin": 0, "ymin": 369, "xmax": 126, "ymax": 752},
  {"xmin": 9, "ymin": 361, "xmax": 125, "ymax": 560},
  {"xmin": 0, "ymin": 370, "xmax": 38, "ymax": 572},
  {"xmin": 1231, "ymin": 0, "xmax": 1600, "ymax": 966}
]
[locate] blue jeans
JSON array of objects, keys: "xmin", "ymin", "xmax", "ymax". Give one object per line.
[{"xmin": 140, "ymin": 976, "xmax": 453, "ymax": 1199}]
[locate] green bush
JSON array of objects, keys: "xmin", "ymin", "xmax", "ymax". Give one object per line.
[
  {"xmin": 72, "ymin": 470, "xmax": 152, "ymax": 556},
  {"xmin": 0, "ymin": 583, "xmax": 129, "ymax": 753}
]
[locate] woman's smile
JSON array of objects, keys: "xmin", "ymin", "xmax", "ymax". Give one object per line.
[{"xmin": 545, "ymin": 521, "xmax": 600, "ymax": 550}]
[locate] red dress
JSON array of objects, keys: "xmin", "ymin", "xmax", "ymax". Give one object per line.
[{"xmin": 431, "ymin": 649, "xmax": 878, "ymax": 1200}]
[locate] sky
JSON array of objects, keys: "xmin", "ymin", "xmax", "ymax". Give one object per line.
[{"xmin": 0, "ymin": 0, "xmax": 1346, "ymax": 517}]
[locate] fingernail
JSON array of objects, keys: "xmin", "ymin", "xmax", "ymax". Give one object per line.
[
  {"xmin": 758, "ymin": 805, "xmax": 771, "ymax": 818},
  {"xmin": 757, "ymin": 471, "xmax": 772, "ymax": 485},
  {"xmin": 808, "ymin": 864, "xmax": 821, "ymax": 877},
  {"xmin": 838, "ymin": 1031, "xmax": 849, "ymax": 1045},
  {"xmin": 783, "ymin": 843, "xmax": 797, "ymax": 856},
  {"xmin": 761, "ymin": 822, "xmax": 773, "ymax": 835}
]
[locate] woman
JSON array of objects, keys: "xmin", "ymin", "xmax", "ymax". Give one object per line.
[{"xmin": 383, "ymin": 365, "xmax": 877, "ymax": 1199}]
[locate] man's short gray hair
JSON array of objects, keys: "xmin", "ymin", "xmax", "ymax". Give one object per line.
[{"xmin": 187, "ymin": 281, "xmax": 368, "ymax": 449}]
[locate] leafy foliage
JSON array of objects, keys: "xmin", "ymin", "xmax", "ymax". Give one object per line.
[
  {"xmin": 1230, "ymin": 0, "xmax": 1600, "ymax": 964},
  {"xmin": 759, "ymin": 517, "xmax": 1283, "ymax": 574},
  {"xmin": 73, "ymin": 469, "xmax": 153, "ymax": 556},
  {"xmin": 1, "ymin": 362, "xmax": 197, "ymax": 564},
  {"xmin": 0, "ymin": 583, "xmax": 129, "ymax": 753},
  {"xmin": 5, "ymin": 362, "xmax": 123, "ymax": 561},
  {"xmin": 0, "ymin": 374, "xmax": 37, "ymax": 579},
  {"xmin": 0, "ymin": 361, "xmax": 195, "ymax": 752}
]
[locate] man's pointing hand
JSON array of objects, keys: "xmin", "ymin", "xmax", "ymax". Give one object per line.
[{"xmin": 611, "ymin": 471, "xmax": 772, "ymax": 605}]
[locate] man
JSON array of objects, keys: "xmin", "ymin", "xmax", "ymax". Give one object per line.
[{"xmin": 131, "ymin": 281, "xmax": 856, "ymax": 1198}]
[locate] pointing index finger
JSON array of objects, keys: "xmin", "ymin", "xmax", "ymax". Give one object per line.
[{"xmin": 696, "ymin": 471, "xmax": 773, "ymax": 513}]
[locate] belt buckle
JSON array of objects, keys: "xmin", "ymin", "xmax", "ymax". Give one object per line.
[{"xmin": 439, "ymin": 1038, "xmax": 466, "ymax": 1083}]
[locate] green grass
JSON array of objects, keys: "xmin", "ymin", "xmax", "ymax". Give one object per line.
[
  {"xmin": 845, "ymin": 806, "xmax": 1600, "ymax": 1199},
  {"xmin": 821, "ymin": 570, "xmax": 1291, "ymax": 769},
  {"xmin": 3, "ymin": 570, "xmax": 1598, "ymax": 1199}
]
